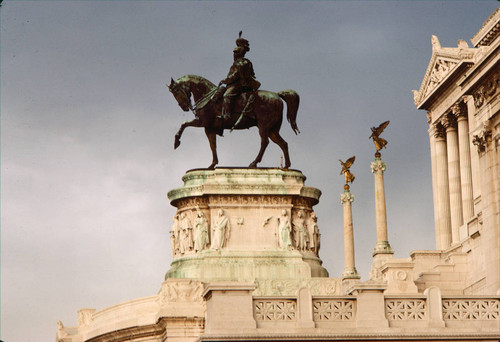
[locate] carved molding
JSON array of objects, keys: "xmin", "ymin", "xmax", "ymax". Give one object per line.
[{"xmin": 209, "ymin": 195, "xmax": 292, "ymax": 206}]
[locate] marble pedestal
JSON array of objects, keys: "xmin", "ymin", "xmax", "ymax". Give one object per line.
[{"xmin": 166, "ymin": 168, "xmax": 328, "ymax": 282}]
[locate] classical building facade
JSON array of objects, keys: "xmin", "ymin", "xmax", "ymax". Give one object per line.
[{"xmin": 57, "ymin": 7, "xmax": 500, "ymax": 342}]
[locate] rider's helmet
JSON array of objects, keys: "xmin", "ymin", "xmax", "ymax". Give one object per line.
[{"xmin": 235, "ymin": 31, "xmax": 250, "ymax": 53}]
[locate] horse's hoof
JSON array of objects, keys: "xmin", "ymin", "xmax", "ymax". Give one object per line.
[
  {"xmin": 208, "ymin": 164, "xmax": 216, "ymax": 170},
  {"xmin": 174, "ymin": 138, "xmax": 181, "ymax": 149},
  {"xmin": 248, "ymin": 162, "xmax": 258, "ymax": 168}
]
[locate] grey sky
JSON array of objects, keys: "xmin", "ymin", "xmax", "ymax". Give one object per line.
[{"xmin": 1, "ymin": 1, "xmax": 499, "ymax": 341}]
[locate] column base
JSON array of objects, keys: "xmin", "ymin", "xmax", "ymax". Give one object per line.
[
  {"xmin": 342, "ymin": 267, "xmax": 361, "ymax": 280},
  {"xmin": 372, "ymin": 241, "xmax": 394, "ymax": 256}
]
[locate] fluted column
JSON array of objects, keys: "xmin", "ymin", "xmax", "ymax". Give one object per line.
[
  {"xmin": 428, "ymin": 116, "xmax": 441, "ymax": 249},
  {"xmin": 441, "ymin": 114, "xmax": 463, "ymax": 245},
  {"xmin": 434, "ymin": 123, "xmax": 452, "ymax": 249},
  {"xmin": 451, "ymin": 101, "xmax": 474, "ymax": 222},
  {"xmin": 341, "ymin": 186, "xmax": 360, "ymax": 280},
  {"xmin": 371, "ymin": 153, "xmax": 394, "ymax": 256}
]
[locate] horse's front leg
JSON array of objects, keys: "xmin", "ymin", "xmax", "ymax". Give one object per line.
[
  {"xmin": 174, "ymin": 118, "xmax": 200, "ymax": 149},
  {"xmin": 249, "ymin": 127, "xmax": 270, "ymax": 168},
  {"xmin": 205, "ymin": 128, "xmax": 218, "ymax": 170}
]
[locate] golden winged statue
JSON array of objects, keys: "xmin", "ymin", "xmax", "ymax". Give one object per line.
[
  {"xmin": 369, "ymin": 120, "xmax": 390, "ymax": 151},
  {"xmin": 339, "ymin": 156, "xmax": 356, "ymax": 185}
]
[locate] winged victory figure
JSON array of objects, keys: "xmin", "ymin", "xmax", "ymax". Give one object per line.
[
  {"xmin": 339, "ymin": 156, "xmax": 356, "ymax": 185},
  {"xmin": 369, "ymin": 120, "xmax": 390, "ymax": 152}
]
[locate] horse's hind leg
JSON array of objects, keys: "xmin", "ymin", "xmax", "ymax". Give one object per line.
[
  {"xmin": 269, "ymin": 130, "xmax": 291, "ymax": 169},
  {"xmin": 249, "ymin": 128, "xmax": 269, "ymax": 168},
  {"xmin": 205, "ymin": 128, "xmax": 218, "ymax": 170}
]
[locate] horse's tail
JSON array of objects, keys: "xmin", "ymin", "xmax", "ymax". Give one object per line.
[{"xmin": 278, "ymin": 90, "xmax": 300, "ymax": 134}]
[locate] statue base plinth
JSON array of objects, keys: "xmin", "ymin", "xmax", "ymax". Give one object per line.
[{"xmin": 166, "ymin": 168, "xmax": 328, "ymax": 282}]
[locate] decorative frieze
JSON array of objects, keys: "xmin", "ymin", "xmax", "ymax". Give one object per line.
[
  {"xmin": 312, "ymin": 299, "xmax": 355, "ymax": 321},
  {"xmin": 158, "ymin": 280, "xmax": 205, "ymax": 305},
  {"xmin": 426, "ymin": 58, "xmax": 458, "ymax": 96},
  {"xmin": 385, "ymin": 299, "xmax": 426, "ymax": 321},
  {"xmin": 254, "ymin": 299, "xmax": 297, "ymax": 321},
  {"xmin": 442, "ymin": 299, "xmax": 500, "ymax": 320},
  {"xmin": 253, "ymin": 278, "xmax": 340, "ymax": 297},
  {"xmin": 473, "ymin": 70, "xmax": 500, "ymax": 109},
  {"xmin": 209, "ymin": 195, "xmax": 292, "ymax": 206}
]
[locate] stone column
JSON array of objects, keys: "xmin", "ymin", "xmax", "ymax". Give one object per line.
[
  {"xmin": 451, "ymin": 101, "xmax": 474, "ymax": 222},
  {"xmin": 428, "ymin": 118, "xmax": 441, "ymax": 249},
  {"xmin": 341, "ymin": 186, "xmax": 360, "ymax": 280},
  {"xmin": 441, "ymin": 114, "xmax": 463, "ymax": 245},
  {"xmin": 434, "ymin": 123, "xmax": 452, "ymax": 249},
  {"xmin": 371, "ymin": 153, "xmax": 394, "ymax": 256}
]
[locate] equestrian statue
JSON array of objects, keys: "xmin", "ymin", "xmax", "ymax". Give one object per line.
[{"xmin": 167, "ymin": 32, "xmax": 300, "ymax": 170}]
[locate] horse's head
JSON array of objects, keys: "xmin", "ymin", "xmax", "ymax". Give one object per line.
[{"xmin": 167, "ymin": 77, "xmax": 192, "ymax": 112}]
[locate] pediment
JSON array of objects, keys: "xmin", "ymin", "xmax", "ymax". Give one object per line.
[{"xmin": 413, "ymin": 36, "xmax": 476, "ymax": 109}]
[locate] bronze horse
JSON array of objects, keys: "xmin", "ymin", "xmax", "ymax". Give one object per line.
[{"xmin": 168, "ymin": 75, "xmax": 300, "ymax": 169}]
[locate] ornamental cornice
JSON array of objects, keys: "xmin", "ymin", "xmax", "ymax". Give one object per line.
[{"xmin": 471, "ymin": 6, "xmax": 500, "ymax": 47}]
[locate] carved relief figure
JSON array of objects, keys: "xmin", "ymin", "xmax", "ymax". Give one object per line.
[
  {"xmin": 170, "ymin": 214, "xmax": 180, "ymax": 256},
  {"xmin": 179, "ymin": 212, "xmax": 194, "ymax": 254},
  {"xmin": 278, "ymin": 210, "xmax": 292, "ymax": 250},
  {"xmin": 194, "ymin": 207, "xmax": 209, "ymax": 252},
  {"xmin": 308, "ymin": 211, "xmax": 320, "ymax": 253},
  {"xmin": 293, "ymin": 210, "xmax": 308, "ymax": 250},
  {"xmin": 212, "ymin": 209, "xmax": 230, "ymax": 251}
]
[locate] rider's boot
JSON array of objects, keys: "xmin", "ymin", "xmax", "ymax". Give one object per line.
[{"xmin": 217, "ymin": 96, "xmax": 233, "ymax": 120}]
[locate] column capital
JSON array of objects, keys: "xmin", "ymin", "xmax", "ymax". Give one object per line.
[
  {"xmin": 340, "ymin": 191, "xmax": 354, "ymax": 204},
  {"xmin": 440, "ymin": 113, "xmax": 457, "ymax": 130},
  {"xmin": 432, "ymin": 122, "xmax": 446, "ymax": 139},
  {"xmin": 371, "ymin": 159, "xmax": 386, "ymax": 174},
  {"xmin": 451, "ymin": 99, "xmax": 468, "ymax": 120}
]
